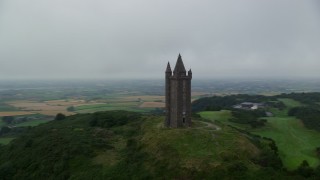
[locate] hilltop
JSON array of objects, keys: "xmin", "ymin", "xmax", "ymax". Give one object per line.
[{"xmin": 0, "ymin": 110, "xmax": 301, "ymax": 179}]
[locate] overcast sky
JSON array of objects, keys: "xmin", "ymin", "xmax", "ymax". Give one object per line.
[{"xmin": 0, "ymin": 0, "xmax": 319, "ymax": 80}]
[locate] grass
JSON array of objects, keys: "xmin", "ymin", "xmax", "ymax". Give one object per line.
[
  {"xmin": 74, "ymin": 102, "xmax": 153, "ymax": 113},
  {"xmin": 0, "ymin": 120, "xmax": 6, "ymax": 127},
  {"xmin": 278, "ymin": 98, "xmax": 303, "ymax": 108},
  {"xmin": 199, "ymin": 110, "xmax": 232, "ymax": 123},
  {"xmin": 141, "ymin": 116, "xmax": 260, "ymax": 167},
  {"xmin": 252, "ymin": 116, "xmax": 320, "ymax": 170},
  {"xmin": 269, "ymin": 98, "xmax": 303, "ymax": 117},
  {"xmin": 256, "ymin": 98, "xmax": 320, "ymax": 169},
  {"xmin": 0, "ymin": 137, "xmax": 15, "ymax": 145},
  {"xmin": 199, "ymin": 110, "xmax": 248, "ymax": 129},
  {"xmin": 14, "ymin": 120, "xmax": 51, "ymax": 127},
  {"xmin": 199, "ymin": 98, "xmax": 320, "ymax": 170},
  {"xmin": 0, "ymin": 103, "xmax": 18, "ymax": 111},
  {"xmin": 76, "ymin": 107, "xmax": 150, "ymax": 113},
  {"xmin": 75, "ymin": 102, "xmax": 139, "ymax": 110}
]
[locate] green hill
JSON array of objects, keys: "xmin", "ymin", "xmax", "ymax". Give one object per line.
[
  {"xmin": 0, "ymin": 110, "xmax": 305, "ymax": 179},
  {"xmin": 194, "ymin": 93, "xmax": 320, "ymax": 178}
]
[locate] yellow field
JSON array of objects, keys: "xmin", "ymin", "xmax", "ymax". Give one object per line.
[
  {"xmin": 0, "ymin": 111, "xmax": 35, "ymax": 116},
  {"xmin": 139, "ymin": 102, "xmax": 165, "ymax": 108},
  {"xmin": 6, "ymin": 100, "xmax": 104, "ymax": 116},
  {"xmin": 2, "ymin": 92, "xmax": 209, "ymax": 116},
  {"xmin": 191, "ymin": 92, "xmax": 209, "ymax": 96},
  {"xmin": 120, "ymin": 96, "xmax": 164, "ymax": 101},
  {"xmin": 44, "ymin": 99, "xmax": 86, "ymax": 106}
]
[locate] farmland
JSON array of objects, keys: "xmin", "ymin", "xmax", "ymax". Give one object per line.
[
  {"xmin": 0, "ymin": 111, "xmax": 35, "ymax": 116},
  {"xmin": 1, "ymin": 79, "xmax": 320, "ymax": 167},
  {"xmin": 0, "ymin": 80, "xmax": 211, "ymax": 136},
  {"xmin": 199, "ymin": 97, "xmax": 320, "ymax": 170}
]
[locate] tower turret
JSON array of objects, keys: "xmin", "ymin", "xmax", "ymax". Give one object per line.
[
  {"xmin": 165, "ymin": 62, "xmax": 172, "ymax": 127},
  {"xmin": 165, "ymin": 54, "xmax": 192, "ymax": 128},
  {"xmin": 188, "ymin": 69, "xmax": 192, "ymax": 78},
  {"xmin": 166, "ymin": 62, "xmax": 172, "ymax": 76}
]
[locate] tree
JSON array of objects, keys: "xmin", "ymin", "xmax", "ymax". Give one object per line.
[
  {"xmin": 67, "ymin": 106, "xmax": 75, "ymax": 112},
  {"xmin": 55, "ymin": 113, "xmax": 66, "ymax": 121},
  {"xmin": 0, "ymin": 126, "xmax": 11, "ymax": 135},
  {"xmin": 295, "ymin": 160, "xmax": 315, "ymax": 178},
  {"xmin": 2, "ymin": 116, "xmax": 14, "ymax": 124},
  {"xmin": 317, "ymin": 147, "xmax": 320, "ymax": 156}
]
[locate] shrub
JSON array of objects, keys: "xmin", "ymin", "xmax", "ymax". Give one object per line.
[{"xmin": 55, "ymin": 113, "xmax": 66, "ymax": 121}]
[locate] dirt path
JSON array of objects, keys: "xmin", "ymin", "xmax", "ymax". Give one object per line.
[{"xmin": 196, "ymin": 121, "xmax": 221, "ymax": 131}]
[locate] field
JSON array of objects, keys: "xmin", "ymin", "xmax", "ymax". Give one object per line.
[
  {"xmin": 199, "ymin": 110, "xmax": 232, "ymax": 123},
  {"xmin": 13, "ymin": 119, "xmax": 51, "ymax": 127},
  {"xmin": 0, "ymin": 111, "xmax": 35, "ymax": 116},
  {"xmin": 74, "ymin": 102, "xmax": 150, "ymax": 113},
  {"xmin": 139, "ymin": 102, "xmax": 165, "ymax": 108},
  {"xmin": 253, "ymin": 98, "xmax": 320, "ymax": 169},
  {"xmin": 278, "ymin": 98, "xmax": 303, "ymax": 108},
  {"xmin": 0, "ymin": 103, "xmax": 18, "ymax": 111},
  {"xmin": 1, "ymin": 94, "xmax": 202, "ymax": 116},
  {"xmin": 199, "ymin": 98, "xmax": 320, "ymax": 170},
  {"xmin": 3, "ymin": 96, "xmax": 164, "ymax": 116},
  {"xmin": 252, "ymin": 116, "xmax": 320, "ymax": 170},
  {"xmin": 6, "ymin": 100, "xmax": 94, "ymax": 116},
  {"xmin": 0, "ymin": 137, "xmax": 15, "ymax": 145},
  {"xmin": 198, "ymin": 110, "xmax": 247, "ymax": 129}
]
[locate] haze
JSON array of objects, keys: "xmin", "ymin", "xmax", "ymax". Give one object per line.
[{"xmin": 0, "ymin": 0, "xmax": 319, "ymax": 80}]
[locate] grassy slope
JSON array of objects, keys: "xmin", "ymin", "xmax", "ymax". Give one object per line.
[
  {"xmin": 0, "ymin": 137, "xmax": 15, "ymax": 145},
  {"xmin": 252, "ymin": 116, "xmax": 320, "ymax": 170},
  {"xmin": 142, "ymin": 116, "xmax": 260, "ymax": 165},
  {"xmin": 0, "ymin": 112, "xmax": 267, "ymax": 179},
  {"xmin": 199, "ymin": 110, "xmax": 232, "ymax": 123},
  {"xmin": 199, "ymin": 110, "xmax": 247, "ymax": 129},
  {"xmin": 74, "ymin": 102, "xmax": 151, "ymax": 113},
  {"xmin": 199, "ymin": 98, "xmax": 320, "ymax": 170},
  {"xmin": 14, "ymin": 120, "xmax": 51, "ymax": 127},
  {"xmin": 253, "ymin": 98, "xmax": 320, "ymax": 169}
]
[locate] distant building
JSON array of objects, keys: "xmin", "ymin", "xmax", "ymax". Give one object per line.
[
  {"xmin": 165, "ymin": 54, "xmax": 192, "ymax": 128},
  {"xmin": 233, "ymin": 102, "xmax": 265, "ymax": 110}
]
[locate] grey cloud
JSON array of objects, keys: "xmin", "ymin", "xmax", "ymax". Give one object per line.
[{"xmin": 0, "ymin": 0, "xmax": 319, "ymax": 80}]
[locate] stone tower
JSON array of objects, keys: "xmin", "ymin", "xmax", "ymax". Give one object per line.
[{"xmin": 165, "ymin": 54, "xmax": 192, "ymax": 128}]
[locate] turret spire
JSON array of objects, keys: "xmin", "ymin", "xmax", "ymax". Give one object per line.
[
  {"xmin": 166, "ymin": 62, "xmax": 172, "ymax": 72},
  {"xmin": 173, "ymin": 54, "xmax": 186, "ymax": 73}
]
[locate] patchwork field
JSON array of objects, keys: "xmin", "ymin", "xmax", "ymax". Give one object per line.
[
  {"xmin": 6, "ymin": 100, "xmax": 105, "ymax": 116},
  {"xmin": 0, "ymin": 91, "xmax": 208, "ymax": 118},
  {"xmin": 119, "ymin": 95, "xmax": 164, "ymax": 101}
]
